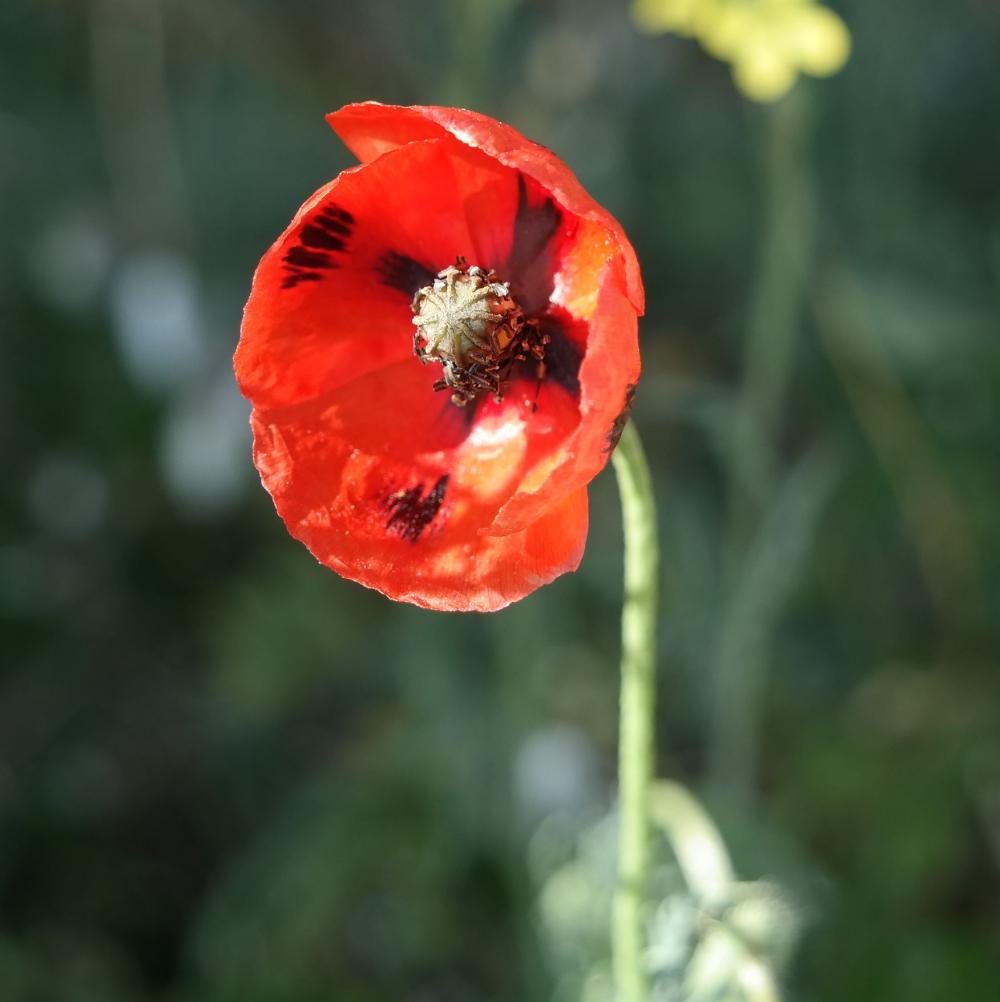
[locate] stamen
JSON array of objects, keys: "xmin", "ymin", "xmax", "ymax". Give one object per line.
[{"xmin": 411, "ymin": 259, "xmax": 547, "ymax": 406}]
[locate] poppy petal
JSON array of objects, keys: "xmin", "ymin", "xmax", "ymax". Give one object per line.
[
  {"xmin": 236, "ymin": 136, "xmax": 524, "ymax": 412},
  {"xmin": 487, "ymin": 255, "xmax": 640, "ymax": 535},
  {"xmin": 250, "ymin": 398, "xmax": 589, "ymax": 612},
  {"xmin": 327, "ymin": 102, "xmax": 645, "ymax": 315}
]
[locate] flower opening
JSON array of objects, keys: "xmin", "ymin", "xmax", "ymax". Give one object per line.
[
  {"xmin": 412, "ymin": 260, "xmax": 548, "ymax": 407},
  {"xmin": 235, "ymin": 103, "xmax": 644, "ymax": 611}
]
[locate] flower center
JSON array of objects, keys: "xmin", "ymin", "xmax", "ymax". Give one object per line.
[{"xmin": 411, "ymin": 260, "xmax": 546, "ymax": 407}]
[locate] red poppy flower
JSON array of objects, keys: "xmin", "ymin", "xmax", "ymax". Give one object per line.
[{"xmin": 235, "ymin": 103, "xmax": 644, "ymax": 612}]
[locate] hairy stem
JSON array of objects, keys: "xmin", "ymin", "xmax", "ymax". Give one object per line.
[{"xmin": 611, "ymin": 421, "xmax": 659, "ymax": 1002}]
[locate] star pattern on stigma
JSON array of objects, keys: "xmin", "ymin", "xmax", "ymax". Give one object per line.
[
  {"xmin": 411, "ymin": 259, "xmax": 549, "ymax": 407},
  {"xmin": 235, "ymin": 103, "xmax": 644, "ymax": 611}
]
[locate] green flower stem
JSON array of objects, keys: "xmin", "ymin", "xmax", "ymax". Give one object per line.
[{"xmin": 611, "ymin": 420, "xmax": 659, "ymax": 1002}]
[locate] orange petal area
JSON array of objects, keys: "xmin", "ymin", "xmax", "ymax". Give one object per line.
[
  {"xmin": 327, "ymin": 102, "xmax": 645, "ymax": 315},
  {"xmin": 236, "ymin": 137, "xmax": 521, "ymax": 412},
  {"xmin": 488, "ymin": 254, "xmax": 640, "ymax": 536},
  {"xmin": 469, "ymin": 368, "xmax": 583, "ymax": 509},
  {"xmin": 250, "ymin": 381, "xmax": 589, "ymax": 611},
  {"xmin": 551, "ymin": 216, "xmax": 621, "ymax": 320}
]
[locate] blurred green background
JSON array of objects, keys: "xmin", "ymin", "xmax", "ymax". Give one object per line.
[{"xmin": 2, "ymin": 1, "xmax": 999, "ymax": 999}]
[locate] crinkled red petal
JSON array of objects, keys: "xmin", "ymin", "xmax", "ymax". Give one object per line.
[
  {"xmin": 236, "ymin": 136, "xmax": 522, "ymax": 412},
  {"xmin": 249, "ymin": 325, "xmax": 585, "ymax": 606},
  {"xmin": 250, "ymin": 390, "xmax": 589, "ymax": 611},
  {"xmin": 489, "ymin": 254, "xmax": 640, "ymax": 535},
  {"xmin": 239, "ymin": 105, "xmax": 644, "ymax": 609},
  {"xmin": 322, "ymin": 103, "xmax": 644, "ymax": 536},
  {"xmin": 327, "ymin": 102, "xmax": 645, "ymax": 314}
]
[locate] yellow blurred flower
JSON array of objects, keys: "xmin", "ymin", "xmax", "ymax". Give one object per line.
[
  {"xmin": 631, "ymin": 0, "xmax": 714, "ymax": 37},
  {"xmin": 632, "ymin": 0, "xmax": 851, "ymax": 102}
]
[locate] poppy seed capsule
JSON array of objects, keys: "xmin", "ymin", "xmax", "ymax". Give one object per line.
[{"xmin": 411, "ymin": 262, "xmax": 526, "ymax": 406}]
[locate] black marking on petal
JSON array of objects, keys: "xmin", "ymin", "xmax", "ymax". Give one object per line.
[
  {"xmin": 511, "ymin": 174, "xmax": 562, "ymax": 271},
  {"xmin": 377, "ymin": 251, "xmax": 436, "ymax": 297},
  {"xmin": 281, "ymin": 269, "xmax": 328, "ymax": 290},
  {"xmin": 299, "ymin": 222, "xmax": 347, "ymax": 252},
  {"xmin": 437, "ymin": 393, "xmax": 482, "ymax": 433},
  {"xmin": 536, "ymin": 313, "xmax": 583, "ymax": 397},
  {"xmin": 282, "ymin": 203, "xmax": 353, "ymax": 289},
  {"xmin": 315, "ymin": 204, "xmax": 354, "ymax": 231},
  {"xmin": 385, "ymin": 474, "xmax": 449, "ymax": 542},
  {"xmin": 322, "ymin": 204, "xmax": 354, "ymax": 225},
  {"xmin": 604, "ymin": 383, "xmax": 638, "ymax": 453},
  {"xmin": 506, "ymin": 174, "xmax": 562, "ymax": 314},
  {"xmin": 281, "ymin": 271, "xmax": 323, "ymax": 289},
  {"xmin": 285, "ymin": 246, "xmax": 333, "ymax": 270},
  {"xmin": 460, "ymin": 394, "xmax": 483, "ymax": 429}
]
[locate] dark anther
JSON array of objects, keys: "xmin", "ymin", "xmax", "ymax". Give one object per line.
[{"xmin": 412, "ymin": 262, "xmax": 545, "ymax": 408}]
